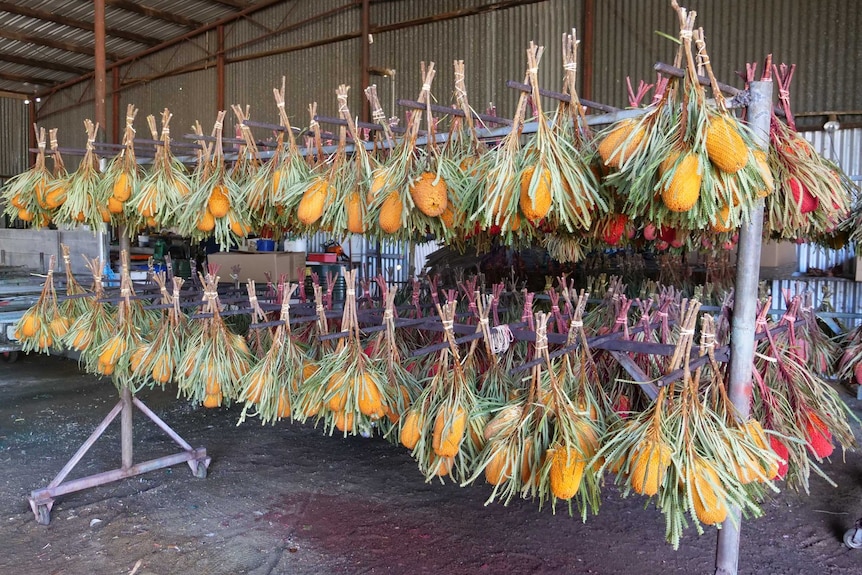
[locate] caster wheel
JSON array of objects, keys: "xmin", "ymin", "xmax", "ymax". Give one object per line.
[
  {"xmin": 844, "ymin": 528, "xmax": 862, "ymax": 549},
  {"xmin": 35, "ymin": 504, "xmax": 51, "ymax": 525}
]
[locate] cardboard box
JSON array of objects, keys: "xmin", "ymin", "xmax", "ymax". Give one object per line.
[
  {"xmin": 207, "ymin": 251, "xmax": 306, "ymax": 283},
  {"xmin": 759, "ymin": 241, "xmax": 797, "ymax": 268}
]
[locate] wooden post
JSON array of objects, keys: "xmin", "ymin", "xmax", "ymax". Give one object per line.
[
  {"xmin": 112, "ymin": 67, "xmax": 120, "ymax": 144},
  {"xmin": 714, "ymin": 79, "xmax": 773, "ymax": 575},
  {"xmin": 94, "ymin": 0, "xmax": 106, "ymax": 133}
]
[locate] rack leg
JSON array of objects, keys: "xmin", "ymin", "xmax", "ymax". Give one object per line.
[{"xmin": 120, "ymin": 385, "xmax": 134, "ymax": 469}]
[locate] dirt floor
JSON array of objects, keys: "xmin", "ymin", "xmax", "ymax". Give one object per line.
[{"xmin": 1, "ymin": 354, "xmax": 861, "ymax": 575}]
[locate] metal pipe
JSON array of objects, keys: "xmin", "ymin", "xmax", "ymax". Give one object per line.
[
  {"xmin": 93, "ymin": 0, "xmax": 106, "ymax": 133},
  {"xmin": 505, "ymin": 80, "xmax": 618, "ymax": 113},
  {"xmin": 714, "ymin": 79, "xmax": 773, "ymax": 575},
  {"xmin": 216, "ymin": 25, "xmax": 225, "ymax": 112},
  {"xmin": 28, "ymin": 99, "xmax": 36, "ymax": 166},
  {"xmin": 360, "ymin": 0, "xmax": 370, "ymax": 123},
  {"xmin": 581, "ymin": 0, "xmax": 594, "ymax": 100},
  {"xmin": 120, "ymin": 384, "xmax": 133, "ymax": 469},
  {"xmin": 112, "ymin": 67, "xmax": 120, "ymax": 143}
]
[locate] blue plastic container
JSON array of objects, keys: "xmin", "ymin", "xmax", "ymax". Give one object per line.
[{"xmin": 256, "ymin": 239, "xmax": 276, "ymax": 252}]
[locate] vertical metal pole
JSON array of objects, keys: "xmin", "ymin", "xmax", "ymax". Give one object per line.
[
  {"xmin": 360, "ymin": 0, "xmax": 371, "ymax": 123},
  {"xmin": 581, "ymin": 0, "xmax": 595, "ymax": 101},
  {"xmin": 94, "ymin": 0, "xmax": 110, "ymax": 267},
  {"xmin": 216, "ymin": 25, "xmax": 225, "ymax": 112},
  {"xmin": 28, "ymin": 98, "xmax": 37, "ymax": 166},
  {"xmin": 112, "ymin": 67, "xmax": 120, "ymax": 144},
  {"xmin": 120, "ymin": 385, "xmax": 133, "ymax": 469},
  {"xmin": 714, "ymin": 79, "xmax": 773, "ymax": 575}
]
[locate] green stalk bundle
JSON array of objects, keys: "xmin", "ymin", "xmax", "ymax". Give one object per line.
[
  {"xmin": 400, "ymin": 299, "xmax": 481, "ymax": 483},
  {"xmin": 1, "ymin": 126, "xmax": 54, "ymax": 226},
  {"xmin": 176, "ymin": 272, "xmax": 253, "ymax": 407},
  {"xmin": 56, "ymin": 120, "xmax": 108, "ymax": 230},
  {"xmin": 64, "ymin": 257, "xmax": 116, "ymax": 369},
  {"xmin": 239, "ymin": 283, "xmax": 311, "ymax": 425},
  {"xmin": 15, "ymin": 255, "xmax": 61, "ymax": 354},
  {"xmin": 131, "ymin": 109, "xmax": 191, "ymax": 232},
  {"xmin": 294, "ymin": 269, "xmax": 393, "ymax": 437},
  {"xmin": 101, "ymin": 105, "xmax": 143, "ymax": 232},
  {"xmin": 366, "ymin": 63, "xmax": 450, "ymax": 242},
  {"xmin": 131, "ymin": 274, "xmax": 188, "ymax": 391}
]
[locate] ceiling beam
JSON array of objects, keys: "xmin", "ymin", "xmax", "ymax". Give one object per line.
[
  {"xmin": 0, "ymin": 29, "xmax": 121, "ymax": 60},
  {"xmin": 104, "ymin": 0, "xmax": 203, "ymax": 29},
  {"xmin": 0, "ymin": 70, "xmax": 55, "ymax": 86},
  {"xmin": 208, "ymin": 0, "xmax": 251, "ymax": 8},
  {"xmin": 0, "ymin": 2, "xmax": 161, "ymax": 46},
  {"xmin": 0, "ymin": 53, "xmax": 87, "ymax": 75}
]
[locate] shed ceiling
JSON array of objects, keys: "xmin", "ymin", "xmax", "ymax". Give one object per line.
[{"xmin": 0, "ymin": 0, "xmax": 255, "ymax": 94}]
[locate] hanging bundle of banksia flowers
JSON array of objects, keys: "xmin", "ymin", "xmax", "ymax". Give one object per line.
[
  {"xmin": 15, "ymin": 256, "xmax": 61, "ymax": 354},
  {"xmin": 764, "ymin": 63, "xmax": 853, "ymax": 243},
  {"xmin": 369, "ymin": 285, "xmax": 423, "ymax": 441},
  {"xmin": 57, "ymin": 244, "xmax": 89, "ymax": 325},
  {"xmin": 1, "ymin": 126, "xmax": 54, "ymax": 226},
  {"xmin": 400, "ymin": 299, "xmax": 482, "ymax": 482},
  {"xmin": 599, "ymin": 3, "xmax": 767, "ymax": 236},
  {"xmin": 130, "ymin": 273, "xmax": 187, "ymax": 390},
  {"xmin": 88, "ymin": 253, "xmax": 145, "ymax": 389},
  {"xmin": 131, "ymin": 109, "xmax": 191, "ymax": 231},
  {"xmin": 656, "ymin": 313, "xmax": 778, "ymax": 547},
  {"xmin": 436, "ymin": 60, "xmax": 486, "ymax": 241},
  {"xmin": 252, "ymin": 79, "xmax": 309, "ymax": 233},
  {"xmin": 318, "ymin": 85, "xmax": 373, "ymax": 236},
  {"xmin": 468, "ymin": 58, "xmax": 535, "ymax": 245},
  {"xmin": 239, "ymin": 283, "xmax": 312, "ymax": 425},
  {"xmin": 367, "ymin": 63, "xmax": 450, "ymax": 240},
  {"xmin": 295, "ymin": 269, "xmax": 393, "ymax": 436},
  {"xmin": 518, "ymin": 41, "xmax": 605, "ymax": 236},
  {"xmin": 56, "ymin": 120, "xmax": 109, "ymax": 229},
  {"xmin": 64, "ymin": 256, "xmax": 114, "ymax": 361},
  {"xmin": 472, "ymin": 292, "xmax": 517, "ymax": 403},
  {"xmin": 243, "ymin": 279, "xmax": 273, "ymax": 359},
  {"xmin": 178, "ymin": 111, "xmax": 249, "ymax": 249},
  {"xmin": 546, "ymin": 32, "xmax": 608, "ymax": 261},
  {"xmin": 101, "ymin": 105, "xmax": 142, "ymax": 231},
  {"xmin": 749, "ymin": 297, "xmax": 857, "ymax": 492},
  {"xmin": 176, "ymin": 270, "xmax": 253, "ymax": 407}
]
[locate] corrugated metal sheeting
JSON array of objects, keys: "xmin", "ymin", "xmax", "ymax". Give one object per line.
[
  {"xmin": 0, "ymin": 97, "xmax": 28, "ymax": 179},
  {"xmin": 589, "ymin": 0, "xmax": 862, "ymax": 125}
]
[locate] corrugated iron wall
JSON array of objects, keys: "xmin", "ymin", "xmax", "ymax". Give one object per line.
[
  {"xmin": 0, "ymin": 97, "xmax": 28, "ymax": 179},
  {"xmin": 589, "ymin": 0, "xmax": 862, "ymax": 125},
  {"xmin": 31, "ymin": 0, "xmax": 862, "ymax": 150}
]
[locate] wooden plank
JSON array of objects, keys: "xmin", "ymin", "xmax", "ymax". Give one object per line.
[{"xmin": 608, "ymin": 350, "xmax": 660, "ymax": 400}]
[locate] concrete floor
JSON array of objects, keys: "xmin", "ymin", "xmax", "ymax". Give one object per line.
[{"xmin": 1, "ymin": 353, "xmax": 862, "ymax": 575}]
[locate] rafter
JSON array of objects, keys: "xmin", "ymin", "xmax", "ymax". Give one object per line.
[
  {"xmin": 0, "ymin": 2, "xmax": 161, "ymax": 46},
  {"xmin": 104, "ymin": 0, "xmax": 203, "ymax": 29},
  {"xmin": 0, "ymin": 53, "xmax": 87, "ymax": 75},
  {"xmin": 208, "ymin": 0, "xmax": 251, "ymax": 8},
  {"xmin": 0, "ymin": 29, "xmax": 121, "ymax": 60},
  {"xmin": 0, "ymin": 70, "xmax": 55, "ymax": 86}
]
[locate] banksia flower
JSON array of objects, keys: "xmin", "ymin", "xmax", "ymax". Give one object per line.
[
  {"xmin": 432, "ymin": 404, "xmax": 467, "ymax": 458},
  {"xmin": 410, "ymin": 172, "xmax": 448, "ymax": 217},
  {"xmin": 297, "ymin": 178, "xmax": 329, "ymax": 225},
  {"xmin": 549, "ymin": 446, "xmax": 586, "ymax": 500},
  {"xmin": 598, "ymin": 120, "xmax": 645, "ymax": 169},
  {"xmin": 705, "ymin": 115, "xmax": 748, "ymax": 174},
  {"xmin": 661, "ymin": 153, "xmax": 702, "ymax": 212},
  {"xmin": 629, "ymin": 439, "xmax": 672, "ymax": 496},
  {"xmin": 400, "ymin": 411, "xmax": 423, "ymax": 450},
  {"xmin": 519, "ymin": 166, "xmax": 552, "ymax": 222},
  {"xmin": 689, "ymin": 458, "xmax": 728, "ymax": 526}
]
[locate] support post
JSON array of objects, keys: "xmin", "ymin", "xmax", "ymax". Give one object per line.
[
  {"xmin": 112, "ymin": 67, "xmax": 120, "ymax": 143},
  {"xmin": 714, "ymin": 79, "xmax": 773, "ymax": 575},
  {"xmin": 359, "ymin": 0, "xmax": 371, "ymax": 123},
  {"xmin": 28, "ymin": 97, "xmax": 37, "ymax": 165},
  {"xmin": 216, "ymin": 25, "xmax": 225, "ymax": 112},
  {"xmin": 93, "ymin": 0, "xmax": 106, "ymax": 132},
  {"xmin": 120, "ymin": 385, "xmax": 133, "ymax": 469},
  {"xmin": 581, "ymin": 0, "xmax": 594, "ymax": 100}
]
